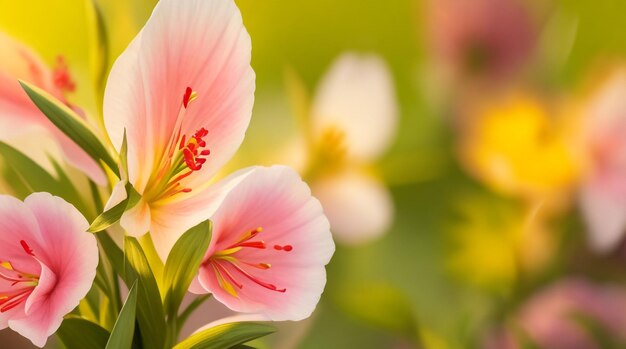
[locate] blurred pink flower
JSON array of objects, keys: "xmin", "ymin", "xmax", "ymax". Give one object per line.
[
  {"xmin": 103, "ymin": 0, "xmax": 255, "ymax": 259},
  {"xmin": 0, "ymin": 31, "xmax": 105, "ymax": 184},
  {"xmin": 485, "ymin": 278, "xmax": 626, "ymax": 349},
  {"xmin": 189, "ymin": 166, "xmax": 334, "ymax": 321},
  {"xmin": 0, "ymin": 193, "xmax": 98, "ymax": 347},
  {"xmin": 579, "ymin": 69, "xmax": 626, "ymax": 252},
  {"xmin": 426, "ymin": 0, "xmax": 535, "ymax": 82}
]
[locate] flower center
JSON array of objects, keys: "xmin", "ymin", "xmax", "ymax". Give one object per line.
[
  {"xmin": 145, "ymin": 87, "xmax": 211, "ymax": 202},
  {"xmin": 0, "ymin": 240, "xmax": 39, "ymax": 313},
  {"xmin": 303, "ymin": 127, "xmax": 347, "ymax": 181},
  {"xmin": 206, "ymin": 227, "xmax": 292, "ymax": 298}
]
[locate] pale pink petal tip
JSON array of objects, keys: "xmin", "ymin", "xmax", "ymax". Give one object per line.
[
  {"xmin": 312, "ymin": 53, "xmax": 398, "ymax": 161},
  {"xmin": 312, "ymin": 171, "xmax": 394, "ymax": 246}
]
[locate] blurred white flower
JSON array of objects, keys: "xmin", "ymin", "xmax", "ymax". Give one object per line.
[
  {"xmin": 291, "ymin": 53, "xmax": 398, "ymax": 246},
  {"xmin": 579, "ymin": 68, "xmax": 626, "ymax": 253}
]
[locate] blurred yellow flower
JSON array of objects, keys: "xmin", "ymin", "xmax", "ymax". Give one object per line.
[
  {"xmin": 459, "ymin": 93, "xmax": 580, "ymax": 207},
  {"xmin": 447, "ymin": 196, "xmax": 554, "ymax": 295}
]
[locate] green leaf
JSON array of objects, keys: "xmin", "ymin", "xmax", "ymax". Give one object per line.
[
  {"xmin": 123, "ymin": 237, "xmax": 167, "ymax": 349},
  {"xmin": 88, "ymin": 182, "xmax": 141, "ymax": 233},
  {"xmin": 163, "ymin": 220, "xmax": 212, "ymax": 313},
  {"xmin": 173, "ymin": 322, "xmax": 275, "ymax": 349},
  {"xmin": 85, "ymin": 0, "xmax": 109, "ymax": 108},
  {"xmin": 57, "ymin": 316, "xmax": 110, "ymax": 349},
  {"xmin": 106, "ymin": 281, "xmax": 138, "ymax": 349},
  {"xmin": 96, "ymin": 231, "xmax": 125, "ymax": 276},
  {"xmin": 0, "ymin": 141, "xmax": 85, "ymax": 212},
  {"xmin": 18, "ymin": 80, "xmax": 119, "ymax": 176}
]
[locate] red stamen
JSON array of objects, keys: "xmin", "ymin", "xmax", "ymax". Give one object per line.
[
  {"xmin": 229, "ymin": 262, "xmax": 286, "ymax": 293},
  {"xmin": 183, "ymin": 87, "xmax": 193, "ymax": 108},
  {"xmin": 213, "ymin": 262, "xmax": 243, "ymax": 289},
  {"xmin": 20, "ymin": 241, "xmax": 34, "ymax": 256},
  {"xmin": 237, "ymin": 241, "xmax": 266, "ymax": 249}
]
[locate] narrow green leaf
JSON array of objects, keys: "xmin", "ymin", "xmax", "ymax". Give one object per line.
[
  {"xmin": 88, "ymin": 182, "xmax": 141, "ymax": 233},
  {"xmin": 163, "ymin": 220, "xmax": 212, "ymax": 312},
  {"xmin": 119, "ymin": 129, "xmax": 129, "ymax": 180},
  {"xmin": 0, "ymin": 141, "xmax": 84, "ymax": 211},
  {"xmin": 57, "ymin": 316, "xmax": 110, "ymax": 349},
  {"xmin": 173, "ymin": 322, "xmax": 275, "ymax": 349},
  {"xmin": 123, "ymin": 237, "xmax": 167, "ymax": 349},
  {"xmin": 96, "ymin": 231, "xmax": 124, "ymax": 276},
  {"xmin": 18, "ymin": 80, "xmax": 119, "ymax": 176},
  {"xmin": 106, "ymin": 281, "xmax": 138, "ymax": 349},
  {"xmin": 85, "ymin": 0, "xmax": 109, "ymax": 108}
]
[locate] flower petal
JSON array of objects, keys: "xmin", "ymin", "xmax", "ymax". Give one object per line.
[
  {"xmin": 8, "ymin": 263, "xmax": 57, "ymax": 348},
  {"xmin": 150, "ymin": 167, "xmax": 255, "ymax": 261},
  {"xmin": 580, "ymin": 182, "xmax": 626, "ymax": 253},
  {"xmin": 0, "ymin": 196, "xmax": 42, "ymax": 330},
  {"xmin": 311, "ymin": 53, "xmax": 397, "ymax": 161},
  {"xmin": 312, "ymin": 170, "xmax": 394, "ymax": 245},
  {"xmin": 103, "ymin": 0, "xmax": 255, "ymax": 193},
  {"xmin": 120, "ymin": 198, "xmax": 152, "ymax": 237},
  {"xmin": 0, "ymin": 195, "xmax": 42, "ymax": 274},
  {"xmin": 0, "ymin": 31, "xmax": 106, "ymax": 184},
  {"xmin": 197, "ymin": 166, "xmax": 334, "ymax": 321},
  {"xmin": 18, "ymin": 193, "xmax": 97, "ymax": 347}
]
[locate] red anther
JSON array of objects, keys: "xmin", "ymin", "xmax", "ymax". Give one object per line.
[
  {"xmin": 283, "ymin": 245, "xmax": 293, "ymax": 252},
  {"xmin": 183, "ymin": 87, "xmax": 193, "ymax": 108},
  {"xmin": 238, "ymin": 241, "xmax": 266, "ymax": 249},
  {"xmin": 201, "ymin": 150, "xmax": 211, "ymax": 156},
  {"xmin": 20, "ymin": 240, "xmax": 34, "ymax": 256},
  {"xmin": 195, "ymin": 128, "xmax": 208, "ymax": 138},
  {"xmin": 183, "ymin": 148, "xmax": 198, "ymax": 170},
  {"xmin": 197, "ymin": 158, "xmax": 207, "ymax": 165},
  {"xmin": 181, "ymin": 188, "xmax": 192, "ymax": 193}
]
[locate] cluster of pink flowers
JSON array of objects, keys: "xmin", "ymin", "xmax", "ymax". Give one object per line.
[{"xmin": 0, "ymin": 0, "xmax": 335, "ymax": 346}]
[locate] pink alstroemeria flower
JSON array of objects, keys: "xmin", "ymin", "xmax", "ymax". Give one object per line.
[
  {"xmin": 0, "ymin": 31, "xmax": 105, "ymax": 184},
  {"xmin": 426, "ymin": 0, "xmax": 535, "ymax": 81},
  {"xmin": 103, "ymin": 0, "xmax": 255, "ymax": 259},
  {"xmin": 0, "ymin": 193, "xmax": 98, "ymax": 347},
  {"xmin": 484, "ymin": 278, "xmax": 626, "ymax": 349},
  {"xmin": 579, "ymin": 69, "xmax": 626, "ymax": 252},
  {"xmin": 189, "ymin": 166, "xmax": 334, "ymax": 321}
]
